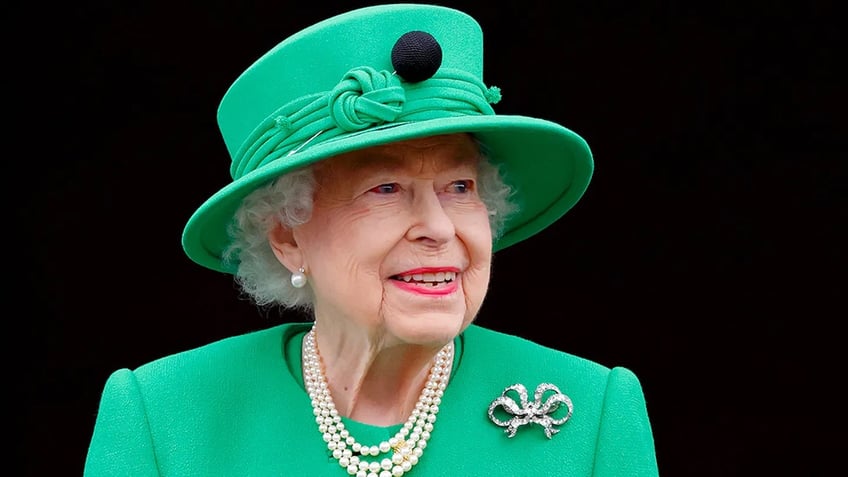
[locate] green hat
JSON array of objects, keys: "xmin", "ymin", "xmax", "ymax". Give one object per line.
[{"xmin": 182, "ymin": 3, "xmax": 593, "ymax": 274}]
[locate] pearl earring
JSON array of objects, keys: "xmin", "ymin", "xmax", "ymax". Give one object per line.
[{"xmin": 291, "ymin": 266, "xmax": 307, "ymax": 288}]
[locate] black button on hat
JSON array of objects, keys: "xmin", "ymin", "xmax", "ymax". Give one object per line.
[{"xmin": 391, "ymin": 31, "xmax": 443, "ymax": 83}]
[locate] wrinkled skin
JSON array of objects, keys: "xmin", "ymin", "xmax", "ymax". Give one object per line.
[{"xmin": 268, "ymin": 133, "xmax": 492, "ymax": 424}]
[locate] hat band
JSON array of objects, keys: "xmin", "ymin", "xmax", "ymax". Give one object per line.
[{"xmin": 230, "ymin": 66, "xmax": 502, "ymax": 180}]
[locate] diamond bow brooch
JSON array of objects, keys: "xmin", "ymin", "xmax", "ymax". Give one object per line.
[{"xmin": 487, "ymin": 383, "xmax": 574, "ymax": 439}]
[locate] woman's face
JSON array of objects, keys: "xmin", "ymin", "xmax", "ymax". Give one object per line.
[{"xmin": 293, "ymin": 133, "xmax": 492, "ymax": 347}]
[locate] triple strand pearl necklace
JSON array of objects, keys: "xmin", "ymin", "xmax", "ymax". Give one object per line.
[{"xmin": 302, "ymin": 327, "xmax": 454, "ymax": 477}]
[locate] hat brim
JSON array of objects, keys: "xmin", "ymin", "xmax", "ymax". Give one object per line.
[{"xmin": 182, "ymin": 114, "xmax": 593, "ymax": 274}]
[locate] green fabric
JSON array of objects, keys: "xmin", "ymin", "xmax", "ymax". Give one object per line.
[{"xmin": 84, "ymin": 323, "xmax": 658, "ymax": 476}]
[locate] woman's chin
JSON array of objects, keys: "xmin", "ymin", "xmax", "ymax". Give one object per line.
[{"xmin": 383, "ymin": 314, "xmax": 467, "ymax": 346}]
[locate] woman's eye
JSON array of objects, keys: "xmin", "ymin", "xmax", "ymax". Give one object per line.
[
  {"xmin": 449, "ymin": 180, "xmax": 473, "ymax": 193},
  {"xmin": 369, "ymin": 183, "xmax": 399, "ymax": 194}
]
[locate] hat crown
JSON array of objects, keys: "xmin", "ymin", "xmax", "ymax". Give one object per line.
[{"xmin": 217, "ymin": 4, "xmax": 484, "ymax": 165}]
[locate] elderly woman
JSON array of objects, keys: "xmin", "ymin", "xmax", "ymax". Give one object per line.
[{"xmin": 85, "ymin": 4, "xmax": 658, "ymax": 477}]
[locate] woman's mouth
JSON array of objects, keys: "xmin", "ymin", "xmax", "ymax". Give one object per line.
[
  {"xmin": 391, "ymin": 271, "xmax": 457, "ymax": 285},
  {"xmin": 390, "ymin": 270, "xmax": 459, "ymax": 295}
]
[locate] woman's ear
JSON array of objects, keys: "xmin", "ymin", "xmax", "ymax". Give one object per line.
[{"xmin": 267, "ymin": 220, "xmax": 303, "ymax": 273}]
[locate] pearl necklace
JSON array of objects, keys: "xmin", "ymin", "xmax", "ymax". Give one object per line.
[{"xmin": 302, "ymin": 327, "xmax": 453, "ymax": 477}]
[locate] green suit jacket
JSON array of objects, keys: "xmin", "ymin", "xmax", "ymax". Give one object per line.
[{"xmin": 85, "ymin": 322, "xmax": 658, "ymax": 476}]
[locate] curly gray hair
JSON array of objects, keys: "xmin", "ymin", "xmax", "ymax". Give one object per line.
[{"xmin": 223, "ymin": 147, "xmax": 517, "ymax": 311}]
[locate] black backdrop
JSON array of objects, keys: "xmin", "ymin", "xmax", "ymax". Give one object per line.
[{"xmin": 15, "ymin": 1, "xmax": 842, "ymax": 475}]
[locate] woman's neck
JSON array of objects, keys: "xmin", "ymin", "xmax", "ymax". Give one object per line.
[
  {"xmin": 340, "ymin": 356, "xmax": 434, "ymax": 425},
  {"xmin": 304, "ymin": 327, "xmax": 450, "ymax": 426}
]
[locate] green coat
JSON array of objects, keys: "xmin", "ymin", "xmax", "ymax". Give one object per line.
[{"xmin": 84, "ymin": 322, "xmax": 658, "ymax": 476}]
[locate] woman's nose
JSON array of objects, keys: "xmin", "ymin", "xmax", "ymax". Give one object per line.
[{"xmin": 406, "ymin": 188, "xmax": 455, "ymax": 245}]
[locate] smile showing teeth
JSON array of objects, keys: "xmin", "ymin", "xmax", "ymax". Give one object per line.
[{"xmin": 394, "ymin": 271, "xmax": 457, "ymax": 284}]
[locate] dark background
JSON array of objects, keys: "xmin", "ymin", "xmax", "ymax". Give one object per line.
[{"xmin": 15, "ymin": 0, "xmax": 842, "ymax": 475}]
